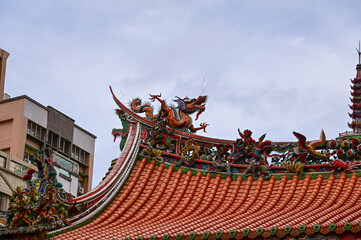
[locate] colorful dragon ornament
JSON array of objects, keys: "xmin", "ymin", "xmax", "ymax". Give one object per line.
[
  {"xmin": 112, "ymin": 109, "xmax": 129, "ymax": 151},
  {"xmin": 130, "ymin": 93, "xmax": 208, "ymax": 133}
]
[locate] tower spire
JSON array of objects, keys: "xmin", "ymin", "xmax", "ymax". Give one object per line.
[
  {"xmin": 348, "ymin": 41, "xmax": 361, "ymax": 134},
  {"xmin": 357, "ymin": 40, "xmax": 361, "ymax": 65}
]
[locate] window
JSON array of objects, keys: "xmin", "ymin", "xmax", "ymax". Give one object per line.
[
  {"xmin": 71, "ymin": 145, "xmax": 88, "ymax": 164},
  {"xmin": 78, "ymin": 182, "xmax": 84, "ymax": 195},
  {"xmin": 27, "ymin": 121, "xmax": 35, "ymax": 136},
  {"xmin": 71, "ymin": 145, "xmax": 79, "ymax": 160},
  {"xmin": 59, "ymin": 157, "xmax": 73, "ymax": 172},
  {"xmin": 0, "ymin": 156, "xmax": 6, "ymax": 168},
  {"xmin": 60, "ymin": 138, "xmax": 71, "ymax": 155},
  {"xmin": 53, "ymin": 153, "xmax": 59, "ymax": 164},
  {"xmin": 53, "ymin": 152, "xmax": 79, "ymax": 174},
  {"xmin": 59, "ymin": 168, "xmax": 70, "ymax": 178},
  {"xmin": 9, "ymin": 161, "xmax": 28, "ymax": 177},
  {"xmin": 36, "ymin": 127, "xmax": 42, "ymax": 139},
  {"xmin": 73, "ymin": 164, "xmax": 78, "ymax": 174},
  {"xmin": 47, "ymin": 131, "xmax": 59, "ymax": 148},
  {"xmin": 27, "ymin": 120, "xmax": 46, "ymax": 140},
  {"xmin": 23, "ymin": 152, "xmax": 32, "ymax": 164}
]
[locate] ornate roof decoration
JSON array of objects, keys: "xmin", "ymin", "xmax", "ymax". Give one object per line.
[
  {"xmin": 7, "ymin": 50, "xmax": 361, "ymax": 240},
  {"xmin": 47, "ymin": 82, "xmax": 361, "ymax": 239},
  {"xmin": 129, "ymin": 92, "xmax": 208, "ymax": 133},
  {"xmin": 0, "ymin": 150, "xmax": 71, "ymax": 239}
]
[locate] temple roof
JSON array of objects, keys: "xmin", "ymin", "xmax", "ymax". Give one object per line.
[
  {"xmin": 40, "ymin": 86, "xmax": 361, "ymax": 240},
  {"xmin": 351, "ymin": 90, "xmax": 361, "ymax": 97},
  {"xmin": 4, "ymin": 48, "xmax": 361, "ymax": 240},
  {"xmin": 351, "ymin": 84, "xmax": 361, "ymax": 91},
  {"xmin": 349, "ymin": 112, "xmax": 361, "ymax": 119},
  {"xmin": 50, "ymin": 157, "xmax": 361, "ymax": 240}
]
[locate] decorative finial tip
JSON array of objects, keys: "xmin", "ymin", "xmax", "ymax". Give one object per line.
[{"xmin": 357, "ymin": 40, "xmax": 361, "ymax": 65}]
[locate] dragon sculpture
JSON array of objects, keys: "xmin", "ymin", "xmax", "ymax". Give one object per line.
[
  {"xmin": 130, "ymin": 93, "xmax": 208, "ymax": 133},
  {"xmin": 112, "ymin": 109, "xmax": 129, "ymax": 151}
]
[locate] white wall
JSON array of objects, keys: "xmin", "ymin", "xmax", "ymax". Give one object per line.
[
  {"xmin": 24, "ymin": 99, "xmax": 48, "ymax": 128},
  {"xmin": 73, "ymin": 126, "xmax": 95, "ymax": 154},
  {"xmin": 70, "ymin": 174, "xmax": 78, "ymax": 196}
]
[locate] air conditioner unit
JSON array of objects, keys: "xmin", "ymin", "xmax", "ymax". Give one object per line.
[{"xmin": 78, "ymin": 187, "xmax": 84, "ymax": 194}]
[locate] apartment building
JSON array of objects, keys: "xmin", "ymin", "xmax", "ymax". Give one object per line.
[{"xmin": 0, "ymin": 48, "xmax": 96, "ymax": 212}]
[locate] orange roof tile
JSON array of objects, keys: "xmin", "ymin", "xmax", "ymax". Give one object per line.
[{"xmin": 51, "ymin": 158, "xmax": 361, "ymax": 239}]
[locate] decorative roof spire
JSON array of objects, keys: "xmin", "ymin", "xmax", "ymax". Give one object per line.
[
  {"xmin": 356, "ymin": 40, "xmax": 361, "ymax": 77},
  {"xmin": 357, "ymin": 40, "xmax": 361, "ymax": 65},
  {"xmin": 348, "ymin": 41, "xmax": 361, "ymax": 133}
]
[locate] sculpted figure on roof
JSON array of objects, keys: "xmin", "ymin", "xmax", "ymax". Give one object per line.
[
  {"xmin": 130, "ymin": 93, "xmax": 208, "ymax": 133},
  {"xmin": 230, "ymin": 129, "xmax": 269, "ymax": 165}
]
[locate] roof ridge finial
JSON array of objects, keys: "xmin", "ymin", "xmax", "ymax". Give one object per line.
[{"xmin": 357, "ymin": 40, "xmax": 361, "ymax": 64}]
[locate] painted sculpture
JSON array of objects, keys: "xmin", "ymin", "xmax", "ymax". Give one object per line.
[
  {"xmin": 143, "ymin": 120, "xmax": 180, "ymax": 152},
  {"xmin": 142, "ymin": 146, "xmax": 164, "ymax": 162},
  {"xmin": 0, "ymin": 151, "xmax": 70, "ymax": 239},
  {"xmin": 112, "ymin": 109, "xmax": 129, "ymax": 151},
  {"xmin": 130, "ymin": 93, "xmax": 208, "ymax": 133}
]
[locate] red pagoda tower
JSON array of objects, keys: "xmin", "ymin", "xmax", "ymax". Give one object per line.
[{"xmin": 348, "ymin": 42, "xmax": 361, "ymax": 134}]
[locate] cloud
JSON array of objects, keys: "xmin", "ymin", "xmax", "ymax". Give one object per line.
[{"xmin": 0, "ymin": 0, "xmax": 360, "ymax": 187}]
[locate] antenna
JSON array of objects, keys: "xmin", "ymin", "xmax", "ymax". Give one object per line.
[{"xmin": 356, "ymin": 40, "xmax": 361, "ymax": 64}]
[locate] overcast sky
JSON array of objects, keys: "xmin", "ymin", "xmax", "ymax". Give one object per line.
[{"xmin": 1, "ymin": 1, "xmax": 361, "ymax": 188}]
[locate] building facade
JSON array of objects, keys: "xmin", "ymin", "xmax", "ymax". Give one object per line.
[
  {"xmin": 0, "ymin": 150, "xmax": 35, "ymax": 214},
  {"xmin": 0, "ymin": 48, "xmax": 96, "ymax": 214}
]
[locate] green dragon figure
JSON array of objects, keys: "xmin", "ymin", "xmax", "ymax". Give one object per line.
[{"xmin": 112, "ymin": 109, "xmax": 129, "ymax": 151}]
